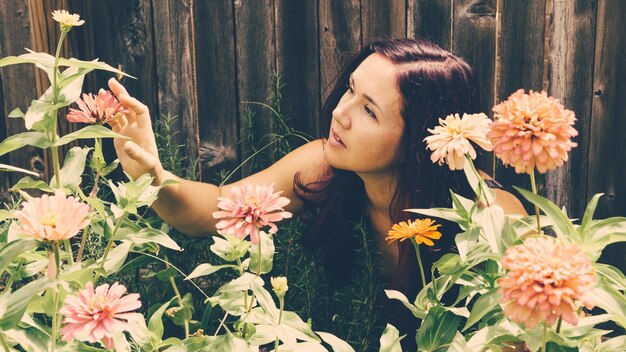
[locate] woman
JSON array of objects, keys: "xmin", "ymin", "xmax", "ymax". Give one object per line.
[{"xmin": 108, "ymin": 38, "xmax": 526, "ymax": 349}]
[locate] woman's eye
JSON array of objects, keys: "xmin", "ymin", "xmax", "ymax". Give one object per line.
[
  {"xmin": 364, "ymin": 106, "xmax": 377, "ymax": 119},
  {"xmin": 346, "ymin": 83, "xmax": 354, "ymax": 96}
]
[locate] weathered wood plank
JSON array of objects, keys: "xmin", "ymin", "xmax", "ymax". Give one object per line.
[
  {"xmin": 0, "ymin": 0, "xmax": 46, "ymax": 194},
  {"xmin": 275, "ymin": 0, "xmax": 320, "ymax": 138},
  {"xmin": 235, "ymin": 0, "xmax": 276, "ymax": 176},
  {"xmin": 319, "ymin": 0, "xmax": 360, "ymax": 101},
  {"xmin": 152, "ymin": 0, "xmax": 199, "ymax": 173},
  {"xmin": 452, "ymin": 0, "xmax": 497, "ymax": 175},
  {"xmin": 193, "ymin": 0, "xmax": 239, "ymax": 182},
  {"xmin": 362, "ymin": 0, "xmax": 406, "ymax": 43},
  {"xmin": 588, "ymin": 0, "xmax": 626, "ymax": 271},
  {"xmin": 494, "ymin": 0, "xmax": 546, "ymax": 202},
  {"xmin": 544, "ymin": 0, "xmax": 596, "ymax": 218},
  {"xmin": 408, "ymin": 0, "xmax": 452, "ymax": 50},
  {"xmin": 68, "ymin": 0, "xmax": 156, "ymax": 173}
]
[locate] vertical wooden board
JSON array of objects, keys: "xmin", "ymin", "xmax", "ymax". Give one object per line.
[
  {"xmin": 362, "ymin": 0, "xmax": 406, "ymax": 43},
  {"xmin": 0, "ymin": 1, "xmax": 46, "ymax": 193},
  {"xmin": 588, "ymin": 0, "xmax": 626, "ymax": 271},
  {"xmin": 494, "ymin": 0, "xmax": 546, "ymax": 200},
  {"xmin": 194, "ymin": 0, "xmax": 239, "ymax": 182},
  {"xmin": 452, "ymin": 0, "xmax": 497, "ymax": 174},
  {"xmin": 544, "ymin": 0, "xmax": 596, "ymax": 218},
  {"xmin": 407, "ymin": 0, "xmax": 452, "ymax": 50},
  {"xmin": 319, "ymin": 0, "xmax": 361, "ymax": 101},
  {"xmin": 275, "ymin": 0, "xmax": 320, "ymax": 138},
  {"xmin": 152, "ymin": 0, "xmax": 199, "ymax": 171},
  {"xmin": 235, "ymin": 0, "xmax": 275, "ymax": 176},
  {"xmin": 68, "ymin": 0, "xmax": 156, "ymax": 171}
]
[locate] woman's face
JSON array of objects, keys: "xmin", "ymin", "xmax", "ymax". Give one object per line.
[{"xmin": 324, "ymin": 53, "xmax": 405, "ymax": 175}]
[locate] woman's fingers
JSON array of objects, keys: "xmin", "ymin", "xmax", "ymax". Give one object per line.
[
  {"xmin": 123, "ymin": 141, "xmax": 158, "ymax": 173},
  {"xmin": 117, "ymin": 93, "xmax": 151, "ymax": 128},
  {"xmin": 108, "ymin": 77, "xmax": 129, "ymax": 97}
]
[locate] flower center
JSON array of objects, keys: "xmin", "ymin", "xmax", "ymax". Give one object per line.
[
  {"xmin": 41, "ymin": 212, "xmax": 59, "ymax": 227},
  {"xmin": 244, "ymin": 195, "xmax": 261, "ymax": 207},
  {"xmin": 446, "ymin": 120, "xmax": 464, "ymax": 136}
]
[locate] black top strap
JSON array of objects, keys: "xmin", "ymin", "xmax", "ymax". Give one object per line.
[{"xmin": 484, "ymin": 179, "xmax": 505, "ymax": 190}]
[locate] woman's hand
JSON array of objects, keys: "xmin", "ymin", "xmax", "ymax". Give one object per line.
[{"xmin": 108, "ymin": 78, "xmax": 165, "ymax": 183}]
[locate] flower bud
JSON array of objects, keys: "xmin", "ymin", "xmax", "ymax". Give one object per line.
[{"xmin": 271, "ymin": 276, "xmax": 288, "ymax": 298}]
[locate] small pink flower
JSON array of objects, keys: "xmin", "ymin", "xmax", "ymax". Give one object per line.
[
  {"xmin": 488, "ymin": 89, "xmax": 578, "ymax": 174},
  {"xmin": 212, "ymin": 183, "xmax": 292, "ymax": 244},
  {"xmin": 9, "ymin": 191, "xmax": 90, "ymax": 242},
  {"xmin": 424, "ymin": 113, "xmax": 493, "ymax": 170},
  {"xmin": 66, "ymin": 89, "xmax": 129, "ymax": 124},
  {"xmin": 60, "ymin": 282, "xmax": 141, "ymax": 349},
  {"xmin": 498, "ymin": 236, "xmax": 595, "ymax": 329}
]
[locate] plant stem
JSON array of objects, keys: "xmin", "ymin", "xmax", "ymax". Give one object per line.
[
  {"xmin": 541, "ymin": 321, "xmax": 547, "ymax": 352},
  {"xmin": 465, "ymin": 154, "xmax": 490, "ymax": 207},
  {"xmin": 256, "ymin": 239, "xmax": 262, "ymax": 276},
  {"xmin": 76, "ymin": 168, "xmax": 101, "ymax": 263},
  {"xmin": 530, "ymin": 170, "xmax": 542, "ymax": 234},
  {"xmin": 51, "ymin": 243, "xmax": 61, "ymax": 352},
  {"xmin": 274, "ymin": 296, "xmax": 285, "ymax": 352},
  {"xmin": 165, "ymin": 255, "xmax": 189, "ymax": 338},
  {"xmin": 411, "ymin": 238, "xmax": 427, "ymax": 289},
  {"xmin": 101, "ymin": 212, "xmax": 127, "ymax": 264},
  {"xmin": 50, "ymin": 30, "xmax": 68, "ymax": 190},
  {"xmin": 63, "ymin": 239, "xmax": 73, "ymax": 265},
  {"xmin": 555, "ymin": 317, "xmax": 562, "ymax": 334},
  {"xmin": 213, "ymin": 313, "xmax": 229, "ymax": 336},
  {"xmin": 0, "ymin": 333, "xmax": 11, "ymax": 352},
  {"xmin": 1, "ymin": 278, "xmax": 13, "ymax": 294}
]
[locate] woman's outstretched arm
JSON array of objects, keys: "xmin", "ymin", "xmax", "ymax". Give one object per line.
[{"xmin": 107, "ymin": 78, "xmax": 325, "ymax": 237}]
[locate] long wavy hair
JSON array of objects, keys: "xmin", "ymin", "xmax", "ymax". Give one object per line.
[{"xmin": 295, "ymin": 37, "xmax": 481, "ymax": 327}]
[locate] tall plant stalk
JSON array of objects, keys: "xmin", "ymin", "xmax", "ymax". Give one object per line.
[
  {"xmin": 50, "ymin": 30, "xmax": 68, "ymax": 189},
  {"xmin": 530, "ymin": 170, "xmax": 542, "ymax": 234}
]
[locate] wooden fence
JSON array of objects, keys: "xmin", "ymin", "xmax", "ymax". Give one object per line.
[{"xmin": 0, "ymin": 0, "xmax": 624, "ymax": 269}]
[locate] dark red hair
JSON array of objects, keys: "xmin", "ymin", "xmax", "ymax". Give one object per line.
[{"xmin": 295, "ymin": 37, "xmax": 480, "ymax": 333}]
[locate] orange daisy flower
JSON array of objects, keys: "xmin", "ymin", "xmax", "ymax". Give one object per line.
[{"xmin": 386, "ymin": 219, "xmax": 442, "ymax": 246}]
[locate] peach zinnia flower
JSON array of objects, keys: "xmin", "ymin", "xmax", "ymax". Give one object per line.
[
  {"xmin": 9, "ymin": 191, "xmax": 90, "ymax": 242},
  {"xmin": 386, "ymin": 218, "xmax": 442, "ymax": 246},
  {"xmin": 488, "ymin": 89, "xmax": 578, "ymax": 174},
  {"xmin": 498, "ymin": 236, "xmax": 595, "ymax": 329},
  {"xmin": 212, "ymin": 183, "xmax": 292, "ymax": 244},
  {"xmin": 424, "ymin": 113, "xmax": 493, "ymax": 170},
  {"xmin": 66, "ymin": 89, "xmax": 129, "ymax": 125},
  {"xmin": 60, "ymin": 282, "xmax": 141, "ymax": 349},
  {"xmin": 52, "ymin": 10, "xmax": 85, "ymax": 29}
]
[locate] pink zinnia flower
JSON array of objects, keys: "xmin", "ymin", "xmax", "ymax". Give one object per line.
[
  {"xmin": 60, "ymin": 282, "xmax": 141, "ymax": 349},
  {"xmin": 498, "ymin": 236, "xmax": 595, "ymax": 329},
  {"xmin": 9, "ymin": 191, "xmax": 90, "ymax": 242},
  {"xmin": 424, "ymin": 113, "xmax": 493, "ymax": 170},
  {"xmin": 488, "ymin": 89, "xmax": 578, "ymax": 174},
  {"xmin": 212, "ymin": 183, "xmax": 292, "ymax": 244},
  {"xmin": 66, "ymin": 88, "xmax": 129, "ymax": 124}
]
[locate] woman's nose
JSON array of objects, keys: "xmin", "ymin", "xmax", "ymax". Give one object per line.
[{"xmin": 332, "ymin": 103, "xmax": 351, "ymax": 129}]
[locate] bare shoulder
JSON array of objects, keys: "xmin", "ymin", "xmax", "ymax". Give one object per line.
[{"xmin": 478, "ymin": 170, "xmax": 528, "ymax": 217}]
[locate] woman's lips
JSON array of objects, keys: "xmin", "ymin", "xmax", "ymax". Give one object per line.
[{"xmin": 329, "ymin": 128, "xmax": 347, "ymax": 148}]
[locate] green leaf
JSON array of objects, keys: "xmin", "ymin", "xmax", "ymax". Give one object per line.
[
  {"xmin": 10, "ymin": 176, "xmax": 52, "ymax": 192},
  {"xmin": 416, "ymin": 306, "xmax": 461, "ymax": 352},
  {"xmin": 0, "ymin": 209, "xmax": 15, "ymax": 222},
  {"xmin": 250, "ymin": 280, "xmax": 278, "ymax": 321},
  {"xmin": 500, "ymin": 218, "xmax": 520, "ymax": 250},
  {"xmin": 317, "ymin": 331, "xmax": 355, "ymax": 352},
  {"xmin": 0, "ymin": 239, "xmax": 39, "ymax": 273},
  {"xmin": 595, "ymin": 263, "xmax": 626, "ymax": 291},
  {"xmin": 405, "ymin": 207, "xmax": 465, "ymax": 224},
  {"xmin": 50, "ymin": 146, "xmax": 91, "ymax": 191},
  {"xmin": 455, "ymin": 226, "xmax": 481, "ymax": 262},
  {"xmin": 0, "ymin": 163, "xmax": 39, "ymax": 177},
  {"xmin": 0, "ymin": 131, "xmax": 51, "ymax": 157},
  {"xmin": 597, "ymin": 336, "xmax": 626, "ymax": 352},
  {"xmin": 587, "ymin": 217, "xmax": 626, "ymax": 243},
  {"xmin": 102, "ymin": 241, "xmax": 133, "ymax": 274},
  {"xmin": 462, "ymin": 288, "xmax": 502, "ymax": 331},
  {"xmin": 0, "ymin": 277, "xmax": 53, "ymax": 330},
  {"xmin": 589, "ymin": 284, "xmax": 626, "ymax": 328},
  {"xmin": 515, "ymin": 187, "xmax": 577, "ymax": 240},
  {"xmin": 579, "ymin": 193, "xmax": 604, "ymax": 240},
  {"xmin": 279, "ymin": 311, "xmax": 320, "ymax": 342},
  {"xmin": 385, "ymin": 289, "xmax": 422, "ymax": 318},
  {"xmin": 8, "ymin": 107, "xmax": 24, "ymax": 119},
  {"xmin": 186, "ymin": 263, "xmax": 238, "ymax": 280},
  {"xmin": 148, "ymin": 297, "xmax": 176, "ymax": 341},
  {"xmin": 247, "ymin": 231, "xmax": 274, "ymax": 274},
  {"xmin": 463, "ymin": 159, "xmax": 496, "ymax": 204},
  {"xmin": 0, "ymin": 50, "xmax": 55, "ymax": 82},
  {"xmin": 113, "ymin": 226, "xmax": 182, "ymax": 251},
  {"xmin": 210, "ymin": 234, "xmax": 251, "ymax": 262},
  {"xmin": 58, "ymin": 57, "xmax": 136, "ymax": 79},
  {"xmin": 379, "ymin": 324, "xmax": 404, "ymax": 352},
  {"xmin": 56, "ymin": 125, "xmax": 129, "ymax": 146},
  {"xmin": 475, "ymin": 205, "xmax": 505, "ymax": 254}
]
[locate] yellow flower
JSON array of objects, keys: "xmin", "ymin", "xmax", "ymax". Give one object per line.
[
  {"xmin": 52, "ymin": 10, "xmax": 85, "ymax": 30},
  {"xmin": 270, "ymin": 276, "xmax": 289, "ymax": 298},
  {"xmin": 386, "ymin": 219, "xmax": 442, "ymax": 246}
]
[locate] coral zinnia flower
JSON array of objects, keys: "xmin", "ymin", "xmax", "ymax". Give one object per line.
[
  {"xmin": 386, "ymin": 219, "xmax": 442, "ymax": 246},
  {"xmin": 52, "ymin": 10, "xmax": 85, "ymax": 29},
  {"xmin": 488, "ymin": 89, "xmax": 578, "ymax": 174},
  {"xmin": 212, "ymin": 183, "xmax": 292, "ymax": 244},
  {"xmin": 66, "ymin": 89, "xmax": 129, "ymax": 125},
  {"xmin": 60, "ymin": 282, "xmax": 141, "ymax": 349},
  {"xmin": 9, "ymin": 191, "xmax": 90, "ymax": 242},
  {"xmin": 424, "ymin": 113, "xmax": 493, "ymax": 170},
  {"xmin": 498, "ymin": 236, "xmax": 595, "ymax": 329}
]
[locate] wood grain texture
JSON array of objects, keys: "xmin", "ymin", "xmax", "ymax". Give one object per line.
[
  {"xmin": 408, "ymin": 0, "xmax": 452, "ymax": 49},
  {"xmin": 362, "ymin": 0, "xmax": 406, "ymax": 43},
  {"xmin": 0, "ymin": 0, "xmax": 45, "ymax": 194},
  {"xmin": 276, "ymin": 0, "xmax": 320, "ymax": 137},
  {"xmin": 319, "ymin": 0, "xmax": 360, "ymax": 101},
  {"xmin": 588, "ymin": 0, "xmax": 626, "ymax": 271},
  {"xmin": 544, "ymin": 0, "xmax": 596, "ymax": 218},
  {"xmin": 494, "ymin": 0, "xmax": 546, "ymax": 206},
  {"xmin": 235, "ymin": 0, "xmax": 276, "ymax": 176},
  {"xmin": 152, "ymin": 0, "xmax": 199, "ymax": 170},
  {"xmin": 194, "ymin": 0, "xmax": 239, "ymax": 182}
]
